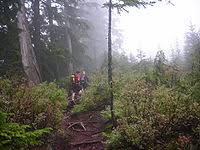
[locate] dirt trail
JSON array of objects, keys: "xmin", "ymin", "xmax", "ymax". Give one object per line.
[{"xmin": 61, "ymin": 111, "xmax": 106, "ymax": 150}]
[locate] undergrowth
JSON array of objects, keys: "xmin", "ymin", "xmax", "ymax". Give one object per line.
[
  {"xmin": 0, "ymin": 77, "xmax": 67, "ymax": 149},
  {"xmin": 71, "ymin": 70, "xmax": 200, "ymax": 149}
]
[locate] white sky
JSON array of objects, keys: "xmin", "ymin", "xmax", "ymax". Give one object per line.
[{"xmin": 116, "ymin": 0, "xmax": 200, "ymax": 58}]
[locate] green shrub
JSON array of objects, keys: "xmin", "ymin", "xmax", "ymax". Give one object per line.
[
  {"xmin": 0, "ymin": 111, "xmax": 52, "ymax": 150},
  {"xmin": 0, "ymin": 78, "xmax": 68, "ymax": 149},
  {"xmin": 104, "ymin": 75, "xmax": 200, "ymax": 149},
  {"xmin": 0, "ymin": 79, "xmax": 66, "ymax": 129}
]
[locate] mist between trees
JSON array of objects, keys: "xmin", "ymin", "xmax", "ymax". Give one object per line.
[
  {"xmin": 0, "ymin": 0, "xmax": 200, "ymax": 149},
  {"xmin": 1, "ymin": 0, "xmax": 111, "ymax": 82},
  {"xmin": 1, "ymin": 0, "xmax": 198, "ymax": 82}
]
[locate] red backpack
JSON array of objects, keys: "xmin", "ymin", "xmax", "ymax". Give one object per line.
[{"xmin": 75, "ymin": 73, "xmax": 81, "ymax": 84}]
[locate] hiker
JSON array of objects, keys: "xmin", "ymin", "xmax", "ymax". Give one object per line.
[
  {"xmin": 69, "ymin": 71, "xmax": 82, "ymax": 101},
  {"xmin": 80, "ymin": 70, "xmax": 89, "ymax": 90}
]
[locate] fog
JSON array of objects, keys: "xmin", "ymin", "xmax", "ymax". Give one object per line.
[{"xmin": 115, "ymin": 0, "xmax": 200, "ymax": 58}]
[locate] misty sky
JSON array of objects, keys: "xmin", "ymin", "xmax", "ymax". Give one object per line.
[{"xmin": 116, "ymin": 0, "xmax": 200, "ymax": 58}]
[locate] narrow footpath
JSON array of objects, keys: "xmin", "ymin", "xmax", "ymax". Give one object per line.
[{"xmin": 61, "ymin": 111, "xmax": 106, "ymax": 150}]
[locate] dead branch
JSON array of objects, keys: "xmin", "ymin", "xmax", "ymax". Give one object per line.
[
  {"xmin": 80, "ymin": 122, "xmax": 86, "ymax": 131},
  {"xmin": 68, "ymin": 122, "xmax": 86, "ymax": 131}
]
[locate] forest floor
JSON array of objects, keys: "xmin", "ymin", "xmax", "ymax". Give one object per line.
[{"xmin": 59, "ymin": 110, "xmax": 106, "ymax": 150}]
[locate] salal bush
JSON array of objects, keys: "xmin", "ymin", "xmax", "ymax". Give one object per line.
[
  {"xmin": 0, "ymin": 79, "xmax": 66, "ymax": 129},
  {"xmin": 70, "ymin": 70, "xmax": 200, "ymax": 149},
  {"xmin": 0, "ymin": 78, "xmax": 67, "ymax": 149},
  {"xmin": 0, "ymin": 79, "xmax": 67, "ymax": 148},
  {"xmin": 104, "ymin": 76, "xmax": 200, "ymax": 149}
]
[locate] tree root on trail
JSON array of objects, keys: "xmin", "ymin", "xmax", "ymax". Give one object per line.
[
  {"xmin": 71, "ymin": 140, "xmax": 102, "ymax": 146},
  {"xmin": 68, "ymin": 122, "xmax": 86, "ymax": 131},
  {"xmin": 91, "ymin": 131, "xmax": 103, "ymax": 137},
  {"xmin": 87, "ymin": 120, "xmax": 100, "ymax": 123},
  {"xmin": 63, "ymin": 111, "xmax": 106, "ymax": 149},
  {"xmin": 71, "ymin": 128, "xmax": 87, "ymax": 132}
]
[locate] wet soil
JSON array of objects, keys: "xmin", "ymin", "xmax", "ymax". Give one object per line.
[{"xmin": 60, "ymin": 111, "xmax": 106, "ymax": 150}]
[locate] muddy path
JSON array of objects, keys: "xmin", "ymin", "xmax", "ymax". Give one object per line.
[{"xmin": 61, "ymin": 111, "xmax": 106, "ymax": 150}]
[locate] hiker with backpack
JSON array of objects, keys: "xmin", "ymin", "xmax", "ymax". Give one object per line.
[
  {"xmin": 69, "ymin": 71, "xmax": 83, "ymax": 101},
  {"xmin": 80, "ymin": 70, "xmax": 89, "ymax": 90},
  {"xmin": 67, "ymin": 70, "xmax": 90, "ymax": 109}
]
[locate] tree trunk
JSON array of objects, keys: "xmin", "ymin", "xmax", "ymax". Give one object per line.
[
  {"xmin": 32, "ymin": 0, "xmax": 43, "ymax": 80},
  {"xmin": 56, "ymin": 57, "xmax": 60, "ymax": 79},
  {"xmin": 64, "ymin": 2, "xmax": 73, "ymax": 74},
  {"xmin": 46, "ymin": 0, "xmax": 62, "ymax": 79},
  {"xmin": 17, "ymin": 0, "xmax": 41, "ymax": 84},
  {"xmin": 46, "ymin": 0, "xmax": 54, "ymax": 43},
  {"xmin": 108, "ymin": 0, "xmax": 116, "ymax": 128},
  {"xmin": 66, "ymin": 27, "xmax": 73, "ymax": 74},
  {"xmin": 32, "ymin": 0, "xmax": 41, "ymax": 47},
  {"xmin": 93, "ymin": 45, "xmax": 98, "ymax": 70}
]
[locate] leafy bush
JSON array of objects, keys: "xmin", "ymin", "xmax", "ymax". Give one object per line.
[
  {"xmin": 69, "ymin": 67, "xmax": 200, "ymax": 149},
  {"xmin": 0, "ymin": 79, "xmax": 66, "ymax": 129},
  {"xmin": 103, "ymin": 74, "xmax": 200, "ymax": 149},
  {"xmin": 0, "ymin": 78, "xmax": 68, "ymax": 149}
]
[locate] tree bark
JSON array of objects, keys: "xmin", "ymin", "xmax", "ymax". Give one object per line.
[
  {"xmin": 32, "ymin": 0, "xmax": 41, "ymax": 44},
  {"xmin": 32, "ymin": 0, "xmax": 43, "ymax": 80},
  {"xmin": 17, "ymin": 0, "xmax": 41, "ymax": 84},
  {"xmin": 64, "ymin": 2, "xmax": 73, "ymax": 74},
  {"xmin": 46, "ymin": 0, "xmax": 62, "ymax": 78},
  {"xmin": 66, "ymin": 26, "xmax": 73, "ymax": 74},
  {"xmin": 46, "ymin": 0, "xmax": 55, "ymax": 44},
  {"xmin": 108, "ymin": 0, "xmax": 116, "ymax": 128}
]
